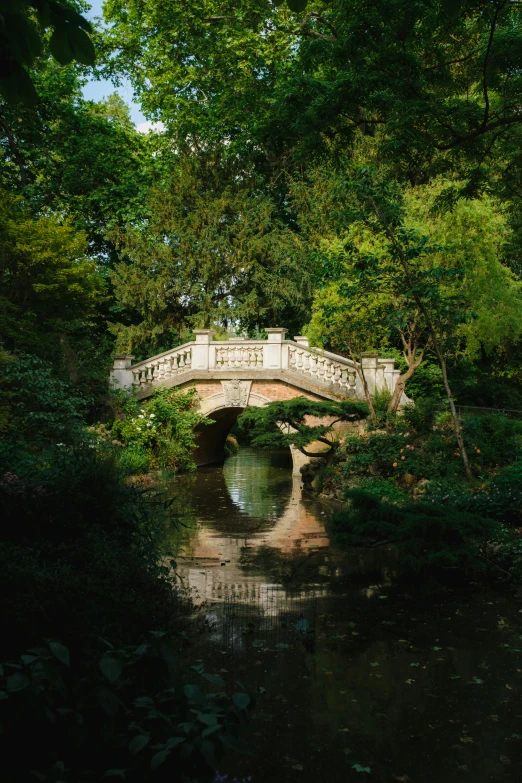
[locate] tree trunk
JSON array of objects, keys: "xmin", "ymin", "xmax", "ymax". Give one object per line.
[
  {"xmin": 388, "ymin": 366, "xmax": 415, "ymax": 413},
  {"xmin": 432, "ymin": 340, "xmax": 472, "ymax": 479},
  {"xmin": 357, "ymin": 364, "xmax": 377, "ymax": 425}
]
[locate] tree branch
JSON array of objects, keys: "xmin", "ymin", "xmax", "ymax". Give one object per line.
[{"xmin": 435, "ymin": 113, "xmax": 522, "ymax": 150}]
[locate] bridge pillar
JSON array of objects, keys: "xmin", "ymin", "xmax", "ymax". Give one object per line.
[
  {"xmin": 263, "ymin": 328, "xmax": 287, "ymax": 370},
  {"xmin": 192, "ymin": 329, "xmax": 215, "ymax": 370},
  {"xmin": 110, "ymin": 355, "xmax": 134, "ymax": 390}
]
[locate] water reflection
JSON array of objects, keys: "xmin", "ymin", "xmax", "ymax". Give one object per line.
[{"xmin": 166, "ymin": 449, "xmax": 331, "ymax": 606}]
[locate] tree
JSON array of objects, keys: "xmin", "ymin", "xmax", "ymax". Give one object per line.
[
  {"xmin": 238, "ymin": 396, "xmax": 368, "ymax": 465},
  {"xmin": 294, "ymin": 156, "xmax": 522, "ymax": 418},
  {"xmin": 0, "ymin": 190, "xmax": 101, "ymax": 370},
  {"xmin": 1, "ymin": 61, "xmax": 150, "ymax": 259},
  {"xmin": 109, "ymin": 154, "xmax": 312, "ymax": 357}
]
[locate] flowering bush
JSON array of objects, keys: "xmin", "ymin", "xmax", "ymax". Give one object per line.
[{"xmin": 110, "ymin": 387, "xmax": 211, "ymax": 473}]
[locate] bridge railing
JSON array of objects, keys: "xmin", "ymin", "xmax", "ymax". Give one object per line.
[{"xmin": 110, "ymin": 328, "xmax": 400, "ymax": 396}]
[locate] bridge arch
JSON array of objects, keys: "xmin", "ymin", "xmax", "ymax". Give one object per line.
[{"xmin": 194, "ymin": 388, "xmax": 308, "ymax": 475}]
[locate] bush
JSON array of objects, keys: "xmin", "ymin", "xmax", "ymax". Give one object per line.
[
  {"xmin": 0, "ymin": 636, "xmax": 254, "ymax": 783},
  {"xmin": 2, "ymin": 353, "xmax": 88, "ymax": 446},
  {"xmin": 429, "ymin": 459, "xmax": 522, "ymax": 526},
  {"xmin": 109, "ymin": 387, "xmax": 211, "ymax": 472},
  {"xmin": 329, "ymin": 491, "xmax": 500, "ymax": 573},
  {"xmin": 403, "ymin": 397, "xmax": 439, "ymax": 435},
  {"xmin": 461, "ymin": 413, "xmax": 522, "ymax": 469}
]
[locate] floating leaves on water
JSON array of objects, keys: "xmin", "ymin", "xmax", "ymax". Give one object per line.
[
  {"xmin": 405, "ymin": 679, "xmax": 415, "ymax": 685},
  {"xmin": 432, "ymin": 646, "xmax": 442, "ymax": 651},
  {"xmin": 410, "ymin": 663, "xmax": 420, "ymax": 667},
  {"xmin": 292, "ymin": 764, "xmax": 304, "ymax": 771},
  {"xmin": 352, "ymin": 763, "xmax": 371, "ymax": 773},
  {"xmin": 460, "ymin": 737, "xmax": 474, "ymax": 744},
  {"xmin": 370, "ymin": 662, "xmax": 379, "ymax": 667}
]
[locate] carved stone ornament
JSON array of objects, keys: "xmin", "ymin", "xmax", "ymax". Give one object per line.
[{"xmin": 221, "ymin": 380, "xmax": 251, "ymax": 407}]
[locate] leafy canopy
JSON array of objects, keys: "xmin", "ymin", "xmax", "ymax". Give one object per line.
[{"xmin": 238, "ymin": 396, "xmax": 368, "ymax": 458}]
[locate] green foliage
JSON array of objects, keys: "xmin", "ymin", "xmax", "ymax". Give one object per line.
[
  {"xmin": 0, "ymin": 0, "xmax": 94, "ymax": 106},
  {"xmin": 0, "ymin": 635, "xmax": 253, "ymax": 782},
  {"xmin": 109, "ymin": 386, "xmax": 211, "ymax": 473},
  {"xmin": 329, "ymin": 491, "xmax": 500, "ymax": 573},
  {"xmin": 0, "ymin": 191, "xmax": 100, "ymax": 355},
  {"xmin": 403, "ymin": 398, "xmax": 440, "ymax": 436},
  {"xmin": 429, "ymin": 458, "xmax": 522, "ymax": 527},
  {"xmin": 1, "ymin": 353, "xmax": 88, "ymax": 450},
  {"xmin": 109, "ymin": 155, "xmax": 312, "ymax": 355},
  {"xmin": 238, "ymin": 396, "xmax": 368, "ymax": 460}
]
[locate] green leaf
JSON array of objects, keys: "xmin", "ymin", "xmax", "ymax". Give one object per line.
[
  {"xmin": 202, "ymin": 724, "xmax": 223, "ymax": 738},
  {"xmin": 165, "ymin": 736, "xmax": 185, "ymax": 750},
  {"xmin": 67, "ymin": 25, "xmax": 95, "ymax": 66},
  {"xmin": 99, "ymin": 656, "xmax": 123, "ymax": 683},
  {"xmin": 202, "ymin": 673, "xmax": 225, "ymax": 687},
  {"xmin": 151, "ymin": 750, "xmax": 170, "ymax": 770},
  {"xmin": 200, "ymin": 740, "xmax": 219, "ymax": 770},
  {"xmin": 48, "ymin": 641, "xmax": 70, "ymax": 667},
  {"xmin": 352, "ymin": 763, "xmax": 371, "ymax": 773},
  {"xmin": 233, "ymin": 692, "xmax": 251, "ymax": 711},
  {"xmin": 6, "ymin": 671, "xmax": 30, "ymax": 693},
  {"xmin": 97, "ymin": 686, "xmax": 120, "ymax": 716},
  {"xmin": 0, "ymin": 61, "xmax": 38, "ymax": 106},
  {"xmin": 49, "ymin": 25, "xmax": 74, "ymax": 65},
  {"xmin": 128, "ymin": 735, "xmax": 149, "ymax": 755}
]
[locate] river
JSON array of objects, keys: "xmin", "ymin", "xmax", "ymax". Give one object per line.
[{"xmin": 165, "ymin": 449, "xmax": 522, "ymax": 783}]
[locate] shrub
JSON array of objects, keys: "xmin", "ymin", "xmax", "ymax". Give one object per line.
[
  {"xmin": 2, "ymin": 353, "xmax": 88, "ymax": 445},
  {"xmin": 429, "ymin": 459, "xmax": 522, "ymax": 526},
  {"xmin": 110, "ymin": 387, "xmax": 211, "ymax": 472},
  {"xmin": 0, "ymin": 636, "xmax": 254, "ymax": 783},
  {"xmin": 403, "ymin": 397, "xmax": 439, "ymax": 435},
  {"xmin": 329, "ymin": 490, "xmax": 500, "ymax": 573},
  {"xmin": 461, "ymin": 413, "xmax": 522, "ymax": 469}
]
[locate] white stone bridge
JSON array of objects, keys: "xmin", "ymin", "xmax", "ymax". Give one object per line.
[{"xmin": 110, "ymin": 328, "xmax": 401, "ymax": 470}]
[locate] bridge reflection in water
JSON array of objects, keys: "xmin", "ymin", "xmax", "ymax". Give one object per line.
[{"xmin": 168, "ymin": 449, "xmax": 331, "ymax": 614}]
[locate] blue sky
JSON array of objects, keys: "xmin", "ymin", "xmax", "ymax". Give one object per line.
[{"xmin": 82, "ymin": 0, "xmax": 147, "ymax": 127}]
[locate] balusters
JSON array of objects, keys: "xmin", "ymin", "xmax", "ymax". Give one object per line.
[{"xmin": 324, "ymin": 359, "xmax": 333, "ymax": 384}]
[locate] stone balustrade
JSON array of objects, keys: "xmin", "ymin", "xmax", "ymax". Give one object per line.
[{"xmin": 110, "ymin": 327, "xmax": 402, "ymax": 399}]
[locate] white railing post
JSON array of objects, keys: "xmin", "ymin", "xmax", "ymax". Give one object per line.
[
  {"xmin": 192, "ymin": 330, "xmax": 215, "ymax": 370},
  {"xmin": 360, "ymin": 353, "xmax": 379, "ymax": 395},
  {"xmin": 110, "ymin": 355, "xmax": 134, "ymax": 390},
  {"xmin": 263, "ymin": 328, "xmax": 287, "ymax": 369},
  {"xmin": 378, "ymin": 358, "xmax": 396, "ymax": 393}
]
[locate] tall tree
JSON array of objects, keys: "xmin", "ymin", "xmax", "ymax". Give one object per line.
[{"xmin": 109, "ymin": 154, "xmax": 312, "ymax": 357}]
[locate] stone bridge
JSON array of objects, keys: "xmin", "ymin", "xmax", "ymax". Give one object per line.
[{"xmin": 110, "ymin": 328, "xmax": 402, "ymax": 472}]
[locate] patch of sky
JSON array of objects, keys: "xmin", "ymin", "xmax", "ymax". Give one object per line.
[{"xmin": 82, "ymin": 0, "xmax": 151, "ymax": 130}]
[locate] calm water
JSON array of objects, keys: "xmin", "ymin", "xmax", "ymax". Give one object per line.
[{"xmin": 166, "ymin": 449, "xmax": 522, "ymax": 783}]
